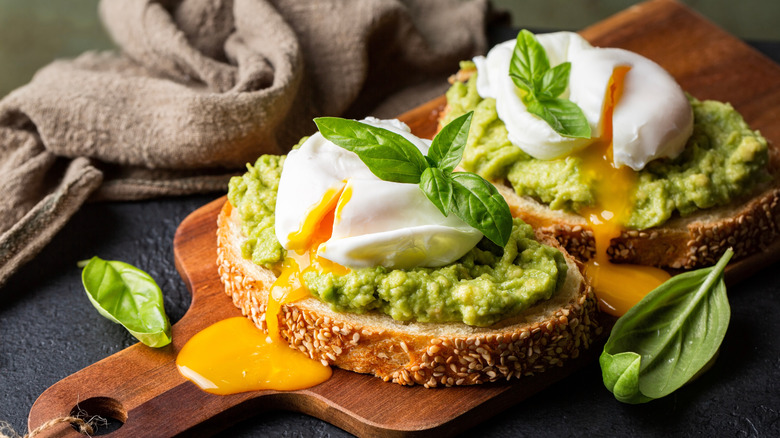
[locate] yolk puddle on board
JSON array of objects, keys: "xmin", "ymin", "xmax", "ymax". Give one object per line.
[
  {"xmin": 176, "ymin": 186, "xmax": 354, "ymax": 394},
  {"xmin": 176, "ymin": 317, "xmax": 332, "ymax": 394},
  {"xmin": 576, "ymin": 66, "xmax": 670, "ymax": 317}
]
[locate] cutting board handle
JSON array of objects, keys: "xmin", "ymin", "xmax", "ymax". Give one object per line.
[
  {"xmin": 27, "ymin": 314, "xmax": 263, "ymax": 436},
  {"xmin": 25, "ymin": 198, "xmax": 330, "ymax": 437}
]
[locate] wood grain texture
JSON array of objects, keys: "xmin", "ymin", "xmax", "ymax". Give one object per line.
[{"xmin": 27, "ymin": 0, "xmax": 780, "ymax": 436}]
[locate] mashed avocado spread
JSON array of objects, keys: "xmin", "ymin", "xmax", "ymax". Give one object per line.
[
  {"xmin": 443, "ymin": 63, "xmax": 770, "ymax": 229},
  {"xmin": 228, "ymin": 155, "xmax": 568, "ymax": 327}
]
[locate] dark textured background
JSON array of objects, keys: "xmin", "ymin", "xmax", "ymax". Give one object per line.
[
  {"xmin": 2, "ymin": 12, "xmax": 780, "ymax": 438},
  {"xmin": 1, "ymin": 191, "xmax": 779, "ymax": 437}
]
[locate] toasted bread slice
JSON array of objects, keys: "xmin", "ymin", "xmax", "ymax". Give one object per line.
[
  {"xmin": 494, "ymin": 181, "xmax": 780, "ymax": 270},
  {"xmin": 217, "ymin": 201, "xmax": 599, "ymax": 387},
  {"xmin": 442, "ymin": 70, "xmax": 780, "ymax": 270}
]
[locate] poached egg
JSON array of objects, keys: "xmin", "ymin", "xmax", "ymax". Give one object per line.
[
  {"xmin": 275, "ymin": 117, "xmax": 483, "ymax": 270},
  {"xmin": 475, "ymin": 31, "xmax": 690, "ymax": 315},
  {"xmin": 474, "ymin": 31, "xmax": 693, "ymax": 170}
]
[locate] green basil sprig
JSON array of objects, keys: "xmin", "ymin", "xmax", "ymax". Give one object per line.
[
  {"xmin": 509, "ymin": 29, "xmax": 591, "ymax": 138},
  {"xmin": 79, "ymin": 256, "xmax": 172, "ymax": 348},
  {"xmin": 600, "ymin": 248, "xmax": 733, "ymax": 403},
  {"xmin": 313, "ymin": 113, "xmax": 512, "ymax": 247}
]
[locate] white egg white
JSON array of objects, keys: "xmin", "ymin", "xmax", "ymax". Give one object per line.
[
  {"xmin": 320, "ymin": 179, "xmax": 483, "ymax": 269},
  {"xmin": 474, "ymin": 31, "xmax": 693, "ymax": 170},
  {"xmin": 474, "ymin": 32, "xmax": 594, "ymax": 160},
  {"xmin": 275, "ymin": 118, "xmax": 483, "ymax": 269}
]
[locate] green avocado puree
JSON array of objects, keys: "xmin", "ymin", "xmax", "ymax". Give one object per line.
[
  {"xmin": 228, "ymin": 155, "xmax": 568, "ymax": 327},
  {"xmin": 228, "ymin": 155, "xmax": 287, "ymax": 266},
  {"xmin": 443, "ymin": 64, "xmax": 770, "ymax": 229}
]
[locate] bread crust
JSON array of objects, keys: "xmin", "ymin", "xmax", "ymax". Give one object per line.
[
  {"xmin": 442, "ymin": 70, "xmax": 780, "ymax": 269},
  {"xmin": 496, "ymin": 182, "xmax": 780, "ymax": 269},
  {"xmin": 217, "ymin": 201, "xmax": 600, "ymax": 387}
]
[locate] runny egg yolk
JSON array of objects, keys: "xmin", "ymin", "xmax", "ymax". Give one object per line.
[
  {"xmin": 176, "ymin": 317, "xmax": 332, "ymax": 394},
  {"xmin": 268, "ymin": 183, "xmax": 351, "ymax": 339},
  {"xmin": 176, "ymin": 189, "xmax": 353, "ymax": 395},
  {"xmin": 284, "ymin": 182, "xmax": 352, "ymax": 278},
  {"xmin": 576, "ymin": 66, "xmax": 671, "ymax": 317}
]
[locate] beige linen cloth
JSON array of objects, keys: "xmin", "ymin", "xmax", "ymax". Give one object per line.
[{"xmin": 0, "ymin": 0, "xmax": 488, "ymax": 287}]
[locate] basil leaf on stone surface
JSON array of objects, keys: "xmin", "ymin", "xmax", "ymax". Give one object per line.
[
  {"xmin": 509, "ymin": 29, "xmax": 591, "ymax": 139},
  {"xmin": 600, "ymin": 248, "xmax": 733, "ymax": 404},
  {"xmin": 600, "ymin": 351, "xmax": 649, "ymax": 403},
  {"xmin": 428, "ymin": 111, "xmax": 473, "ymax": 173},
  {"xmin": 314, "ymin": 117, "xmax": 428, "ymax": 184},
  {"xmin": 450, "ymin": 172, "xmax": 513, "ymax": 247},
  {"xmin": 80, "ymin": 256, "xmax": 172, "ymax": 348}
]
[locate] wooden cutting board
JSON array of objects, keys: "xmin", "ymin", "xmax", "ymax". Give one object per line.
[{"xmin": 28, "ymin": 0, "xmax": 780, "ymax": 436}]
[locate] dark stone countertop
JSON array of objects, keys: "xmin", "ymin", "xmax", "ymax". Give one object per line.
[{"xmin": 1, "ymin": 30, "xmax": 779, "ymax": 438}]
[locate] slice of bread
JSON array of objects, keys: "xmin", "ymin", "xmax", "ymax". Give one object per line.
[
  {"xmin": 495, "ymin": 181, "xmax": 780, "ymax": 270},
  {"xmin": 442, "ymin": 71, "xmax": 780, "ymax": 270},
  {"xmin": 217, "ymin": 201, "xmax": 600, "ymax": 387}
]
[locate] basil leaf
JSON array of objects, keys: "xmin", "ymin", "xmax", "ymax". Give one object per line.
[
  {"xmin": 601, "ymin": 351, "xmax": 652, "ymax": 404},
  {"xmin": 314, "ymin": 117, "xmax": 428, "ymax": 184},
  {"xmin": 428, "ymin": 111, "xmax": 473, "ymax": 173},
  {"xmin": 510, "ymin": 29, "xmax": 550, "ymax": 91},
  {"xmin": 313, "ymin": 115, "xmax": 514, "ymax": 249},
  {"xmin": 542, "ymin": 97, "xmax": 592, "ymax": 138},
  {"xmin": 508, "ymin": 73, "xmax": 533, "ymax": 94},
  {"xmin": 420, "ymin": 167, "xmax": 453, "ymax": 216},
  {"xmin": 508, "ymin": 30, "xmax": 592, "ymax": 139},
  {"xmin": 538, "ymin": 62, "xmax": 571, "ymax": 99},
  {"xmin": 450, "ymin": 172, "xmax": 512, "ymax": 247},
  {"xmin": 80, "ymin": 256, "xmax": 172, "ymax": 348},
  {"xmin": 600, "ymin": 248, "xmax": 733, "ymax": 404},
  {"xmin": 523, "ymin": 94, "xmax": 565, "ymax": 134},
  {"xmin": 526, "ymin": 95, "xmax": 592, "ymax": 139}
]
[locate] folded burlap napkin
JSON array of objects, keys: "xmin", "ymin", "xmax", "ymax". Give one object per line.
[{"xmin": 0, "ymin": 0, "xmax": 488, "ymax": 288}]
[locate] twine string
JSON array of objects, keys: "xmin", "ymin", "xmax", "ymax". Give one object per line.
[
  {"xmin": 27, "ymin": 416, "xmax": 95, "ymax": 437},
  {"xmin": 1, "ymin": 413, "xmax": 106, "ymax": 438}
]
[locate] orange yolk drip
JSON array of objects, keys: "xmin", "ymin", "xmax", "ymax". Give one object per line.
[
  {"xmin": 176, "ymin": 317, "xmax": 332, "ymax": 395},
  {"xmin": 176, "ymin": 186, "xmax": 354, "ymax": 394},
  {"xmin": 285, "ymin": 183, "xmax": 352, "ymax": 277},
  {"xmin": 577, "ymin": 66, "xmax": 671, "ymax": 317}
]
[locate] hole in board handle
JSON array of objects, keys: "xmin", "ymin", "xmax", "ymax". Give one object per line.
[{"xmin": 69, "ymin": 397, "xmax": 126, "ymax": 435}]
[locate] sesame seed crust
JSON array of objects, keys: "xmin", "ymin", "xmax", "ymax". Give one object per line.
[{"xmin": 217, "ymin": 201, "xmax": 600, "ymax": 387}]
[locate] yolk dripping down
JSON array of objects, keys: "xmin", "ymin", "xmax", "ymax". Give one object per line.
[
  {"xmin": 176, "ymin": 187, "xmax": 354, "ymax": 394},
  {"xmin": 268, "ymin": 182, "xmax": 351, "ymax": 341},
  {"xmin": 576, "ymin": 66, "xmax": 671, "ymax": 317}
]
